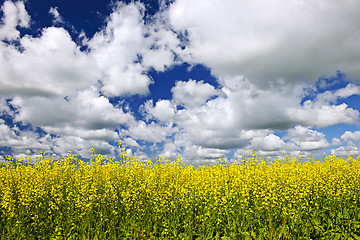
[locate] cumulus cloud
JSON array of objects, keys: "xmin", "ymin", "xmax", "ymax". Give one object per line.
[
  {"xmin": 0, "ymin": 27, "xmax": 99, "ymax": 97},
  {"xmin": 286, "ymin": 83, "xmax": 360, "ymax": 128},
  {"xmin": 251, "ymin": 134, "xmax": 288, "ymax": 152},
  {"xmin": 341, "ymin": 131, "xmax": 360, "ymax": 146},
  {"xmin": 168, "ymin": 0, "xmax": 360, "ymax": 86},
  {"xmin": 0, "ymin": 117, "xmax": 117, "ymax": 160},
  {"xmin": 175, "ymin": 96, "xmax": 241, "ymax": 149},
  {"xmin": 87, "ymin": 2, "xmax": 181, "ymax": 97},
  {"xmin": 142, "ymin": 75, "xmax": 358, "ymax": 161},
  {"xmin": 331, "ymin": 138, "xmax": 342, "ymax": 146},
  {"xmin": 171, "ymin": 79, "xmax": 222, "ymax": 108},
  {"xmin": 0, "ymin": 98, "xmax": 11, "ymax": 115},
  {"xmin": 0, "ymin": 87, "xmax": 137, "ymax": 160},
  {"xmin": 1, "ymin": 1, "xmax": 181, "ymax": 99},
  {"xmin": 0, "ymin": 0, "xmax": 30, "ymax": 40},
  {"xmin": 232, "ymin": 126, "xmax": 330, "ymax": 160},
  {"xmin": 287, "ymin": 103, "xmax": 359, "ymax": 128},
  {"xmin": 43, "ymin": 126, "xmax": 120, "ymax": 141},
  {"xmin": 142, "ymin": 99, "xmax": 176, "ymax": 122},
  {"xmin": 51, "ymin": 136, "xmax": 116, "ymax": 157},
  {"xmin": 312, "ymin": 83, "xmax": 360, "ymax": 106},
  {"xmin": 0, "ymin": 1, "xmax": 183, "ymax": 159},
  {"xmin": 0, "ymin": 118, "xmax": 53, "ymax": 158},
  {"xmin": 121, "ymin": 121, "xmax": 177, "ymax": 143},
  {"xmin": 285, "ymin": 126, "xmax": 329, "ymax": 151},
  {"xmin": 122, "ymin": 137, "xmax": 141, "ymax": 149},
  {"xmin": 1, "ymin": 0, "xmax": 360, "ymax": 164},
  {"xmin": 10, "ymin": 87, "xmax": 135, "ymax": 130},
  {"xmin": 160, "ymin": 133, "xmax": 230, "ymax": 165},
  {"xmin": 331, "ymin": 131, "xmax": 360, "ymax": 157},
  {"xmin": 49, "ymin": 7, "xmax": 64, "ymax": 25},
  {"xmin": 181, "ymin": 144, "xmax": 229, "ymax": 165},
  {"xmin": 141, "ymin": 26, "xmax": 181, "ymax": 71},
  {"xmin": 331, "ymin": 145, "xmax": 360, "ymax": 157},
  {"xmin": 218, "ymin": 75, "xmax": 301, "ymax": 130}
]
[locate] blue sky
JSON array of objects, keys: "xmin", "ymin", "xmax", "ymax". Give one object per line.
[{"xmin": 1, "ymin": 0, "xmax": 360, "ymax": 165}]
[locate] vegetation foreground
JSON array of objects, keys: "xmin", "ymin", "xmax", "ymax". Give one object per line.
[{"xmin": 1, "ymin": 145, "xmax": 360, "ymax": 239}]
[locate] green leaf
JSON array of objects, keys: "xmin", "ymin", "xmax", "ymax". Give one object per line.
[
  {"xmin": 327, "ymin": 219, "xmax": 333, "ymax": 228},
  {"xmin": 344, "ymin": 208, "xmax": 350, "ymax": 219},
  {"xmin": 351, "ymin": 220, "xmax": 360, "ymax": 228},
  {"xmin": 333, "ymin": 233, "xmax": 341, "ymax": 240},
  {"xmin": 352, "ymin": 233, "xmax": 360, "ymax": 240},
  {"xmin": 243, "ymin": 232, "xmax": 251, "ymax": 240},
  {"xmin": 314, "ymin": 218, "xmax": 321, "ymax": 226}
]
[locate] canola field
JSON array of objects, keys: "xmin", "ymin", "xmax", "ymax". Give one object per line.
[{"xmin": 1, "ymin": 145, "xmax": 360, "ymax": 239}]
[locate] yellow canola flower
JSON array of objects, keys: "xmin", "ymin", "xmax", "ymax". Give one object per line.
[{"xmin": 1, "ymin": 148, "xmax": 360, "ymax": 239}]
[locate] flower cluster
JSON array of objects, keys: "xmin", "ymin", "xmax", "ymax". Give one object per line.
[{"xmin": 0, "ymin": 146, "xmax": 360, "ymax": 239}]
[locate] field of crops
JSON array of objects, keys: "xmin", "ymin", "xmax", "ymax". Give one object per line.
[{"xmin": 1, "ymin": 145, "xmax": 360, "ymax": 239}]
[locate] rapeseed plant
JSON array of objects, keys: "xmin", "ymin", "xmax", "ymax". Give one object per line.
[{"xmin": 0, "ymin": 145, "xmax": 360, "ymax": 239}]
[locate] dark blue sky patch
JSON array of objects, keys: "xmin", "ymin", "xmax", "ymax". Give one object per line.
[
  {"xmin": 24, "ymin": 0, "xmax": 113, "ymax": 38},
  {"xmin": 23, "ymin": 0, "xmax": 163, "ymax": 40},
  {"xmin": 35, "ymin": 127, "xmax": 48, "ymax": 138},
  {"xmin": 149, "ymin": 63, "xmax": 219, "ymax": 103},
  {"xmin": 14, "ymin": 121, "xmax": 33, "ymax": 135},
  {"xmin": 0, "ymin": 111, "xmax": 14, "ymax": 128}
]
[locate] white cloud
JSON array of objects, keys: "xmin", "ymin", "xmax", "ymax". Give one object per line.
[
  {"xmin": 141, "ymin": 27, "xmax": 180, "ymax": 71},
  {"xmin": 0, "ymin": 116, "xmax": 117, "ymax": 160},
  {"xmin": 287, "ymin": 103, "xmax": 359, "ymax": 128},
  {"xmin": 0, "ymin": 1, "xmax": 182, "ymax": 99},
  {"xmin": 331, "ymin": 145, "xmax": 360, "ymax": 157},
  {"xmin": 122, "ymin": 121, "xmax": 177, "ymax": 143},
  {"xmin": 175, "ymin": 96, "xmax": 246, "ymax": 149},
  {"xmin": 341, "ymin": 131, "xmax": 360, "ymax": 146},
  {"xmin": 173, "ymin": 141, "xmax": 229, "ymax": 165},
  {"xmin": 251, "ymin": 134, "xmax": 288, "ymax": 151},
  {"xmin": 1, "ymin": 0, "xmax": 360, "ymax": 164},
  {"xmin": 182, "ymin": 145, "xmax": 228, "ymax": 164},
  {"xmin": 0, "ymin": 1, "xmax": 30, "ymax": 40},
  {"xmin": 43, "ymin": 126, "xmax": 119, "ymax": 141},
  {"xmin": 0, "ymin": 1, "xmax": 181, "ymax": 160},
  {"xmin": 49, "ymin": 7, "xmax": 64, "ymax": 25},
  {"xmin": 0, "ymin": 119, "xmax": 55, "ymax": 158},
  {"xmin": 51, "ymin": 136, "xmax": 116, "ymax": 157},
  {"xmin": 285, "ymin": 126, "xmax": 329, "ymax": 151},
  {"xmin": 0, "ymin": 27, "xmax": 99, "ymax": 97},
  {"xmin": 168, "ymin": 0, "xmax": 360, "ymax": 86},
  {"xmin": 232, "ymin": 126, "xmax": 330, "ymax": 160},
  {"xmin": 331, "ymin": 137, "xmax": 342, "ymax": 146},
  {"xmin": 312, "ymin": 83, "xmax": 360, "ymax": 106},
  {"xmin": 0, "ymin": 119, "xmax": 18, "ymax": 143},
  {"xmin": 122, "ymin": 137, "xmax": 141, "ymax": 149},
  {"xmin": 87, "ymin": 2, "xmax": 181, "ymax": 97},
  {"xmin": 285, "ymin": 83, "xmax": 360, "ymax": 128},
  {"xmin": 331, "ymin": 130, "xmax": 360, "ymax": 157},
  {"xmin": 10, "ymin": 87, "xmax": 135, "ymax": 131},
  {"xmin": 143, "ymin": 99, "xmax": 176, "ymax": 122},
  {"xmin": 171, "ymin": 79, "xmax": 222, "ymax": 108}
]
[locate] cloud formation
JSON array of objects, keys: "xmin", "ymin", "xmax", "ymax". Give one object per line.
[
  {"xmin": 0, "ymin": 0, "xmax": 30, "ymax": 40},
  {"xmin": 171, "ymin": 79, "xmax": 222, "ymax": 108},
  {"xmin": 168, "ymin": 0, "xmax": 360, "ymax": 86},
  {"xmin": 1, "ymin": 0, "xmax": 360, "ymax": 163}
]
